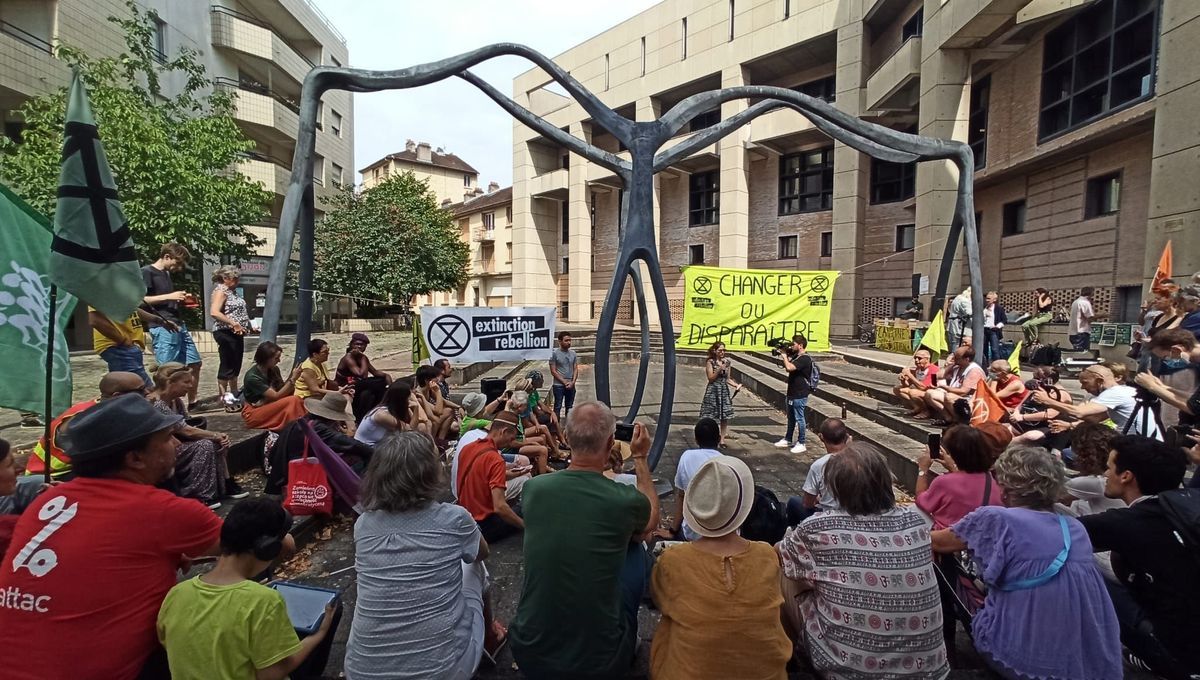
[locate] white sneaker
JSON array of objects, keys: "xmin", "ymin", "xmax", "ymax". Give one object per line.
[
  {"xmin": 773, "ymin": 438, "xmax": 790, "ymax": 448},
  {"xmin": 791, "ymin": 443, "xmax": 807, "ymax": 454}
]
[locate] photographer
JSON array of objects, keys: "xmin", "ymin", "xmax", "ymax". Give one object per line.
[
  {"xmin": 1134, "ymin": 329, "xmax": 1198, "ymax": 428},
  {"xmin": 773, "ymin": 334, "xmax": 814, "ymax": 454},
  {"xmin": 1030, "ymin": 365, "xmax": 1163, "ymax": 440}
]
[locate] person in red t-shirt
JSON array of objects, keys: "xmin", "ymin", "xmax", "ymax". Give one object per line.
[
  {"xmin": 0, "ymin": 394, "xmax": 223, "ymax": 680},
  {"xmin": 987, "ymin": 359, "xmax": 1029, "ymax": 411},
  {"xmin": 457, "ymin": 411, "xmax": 525, "ymax": 543}
]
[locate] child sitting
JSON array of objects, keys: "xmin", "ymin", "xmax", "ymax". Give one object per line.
[{"xmin": 157, "ymin": 498, "xmax": 339, "ymax": 680}]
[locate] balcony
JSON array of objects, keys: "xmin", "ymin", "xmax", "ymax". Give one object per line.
[
  {"xmin": 476, "ymin": 227, "xmax": 496, "ymax": 243},
  {"xmin": 215, "ymin": 78, "xmax": 299, "ymax": 142},
  {"xmin": 865, "ymin": 37, "xmax": 922, "ymax": 112},
  {"xmin": 529, "ymin": 167, "xmax": 568, "ymax": 200},
  {"xmin": 238, "ymin": 154, "xmax": 290, "ymax": 196},
  {"xmin": 210, "ymin": 6, "xmax": 315, "ymax": 86}
]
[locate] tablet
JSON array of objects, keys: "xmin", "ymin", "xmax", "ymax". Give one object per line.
[{"xmin": 270, "ymin": 581, "xmax": 339, "ymax": 636}]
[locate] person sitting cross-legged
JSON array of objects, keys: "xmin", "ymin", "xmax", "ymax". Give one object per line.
[
  {"xmin": 894, "ymin": 349, "xmax": 940, "ymax": 418},
  {"xmin": 456, "ymin": 411, "xmax": 526, "ymax": 543},
  {"xmin": 157, "ymin": 498, "xmax": 340, "ymax": 680},
  {"xmin": 931, "ymin": 446, "xmax": 1123, "ymax": 680},
  {"xmin": 346, "ymin": 433, "xmax": 506, "ymax": 679},
  {"xmin": 1078, "ymin": 435, "xmax": 1199, "ymax": 678},
  {"xmin": 509, "ymin": 402, "xmax": 659, "ymax": 680},
  {"xmin": 0, "ymin": 395, "xmax": 223, "ymax": 680},
  {"xmin": 924, "ymin": 346, "xmax": 986, "ymax": 424},
  {"xmin": 777, "ymin": 443, "xmax": 949, "ymax": 679},
  {"xmin": 650, "ymin": 456, "xmax": 791, "ymax": 680}
]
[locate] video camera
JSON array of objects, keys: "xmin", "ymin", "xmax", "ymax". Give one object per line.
[{"xmin": 768, "ymin": 337, "xmax": 792, "ymax": 357}]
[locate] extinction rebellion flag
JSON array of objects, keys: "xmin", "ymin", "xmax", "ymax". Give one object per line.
[
  {"xmin": 48, "ymin": 70, "xmax": 144, "ymax": 320},
  {"xmin": 0, "ymin": 183, "xmax": 78, "ymax": 415}
]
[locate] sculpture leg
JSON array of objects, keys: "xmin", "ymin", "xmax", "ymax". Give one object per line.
[
  {"xmin": 295, "ymin": 185, "xmax": 315, "ymax": 358},
  {"xmin": 956, "ymin": 159, "xmax": 985, "ymax": 362},
  {"xmin": 595, "ymin": 250, "xmax": 633, "ymax": 408},
  {"xmin": 624, "ymin": 260, "xmax": 652, "ymax": 422},
  {"xmin": 642, "ymin": 252, "xmax": 675, "ymax": 472}
]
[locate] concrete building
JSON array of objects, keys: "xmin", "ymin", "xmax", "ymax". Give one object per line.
[
  {"xmin": 434, "ymin": 184, "xmax": 515, "ymax": 308},
  {"xmin": 360, "ymin": 140, "xmax": 480, "ymax": 206},
  {"xmin": 509, "ymin": 0, "xmax": 1198, "ymax": 336},
  {"xmin": 0, "ymin": 0, "xmax": 352, "ymax": 333}
]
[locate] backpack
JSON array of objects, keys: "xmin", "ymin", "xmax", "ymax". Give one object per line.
[
  {"xmin": 808, "ymin": 360, "xmax": 821, "ymax": 391},
  {"xmin": 1157, "ymin": 489, "xmax": 1200, "ymax": 567},
  {"xmin": 740, "ymin": 485, "xmax": 787, "ymax": 544},
  {"xmin": 1028, "ymin": 343, "xmax": 1062, "ymax": 367}
]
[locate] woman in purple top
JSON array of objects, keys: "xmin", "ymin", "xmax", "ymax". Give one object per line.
[{"xmin": 931, "ymin": 446, "xmax": 1123, "ymax": 680}]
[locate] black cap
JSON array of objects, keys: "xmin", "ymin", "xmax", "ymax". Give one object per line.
[{"xmin": 60, "ymin": 394, "xmax": 183, "ymax": 463}]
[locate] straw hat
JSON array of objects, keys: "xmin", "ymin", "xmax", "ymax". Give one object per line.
[
  {"xmin": 303, "ymin": 392, "xmax": 354, "ymax": 423},
  {"xmin": 683, "ymin": 456, "xmax": 755, "ymax": 538}
]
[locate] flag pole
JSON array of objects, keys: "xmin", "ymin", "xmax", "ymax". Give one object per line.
[{"xmin": 42, "ymin": 283, "xmax": 58, "ymax": 485}]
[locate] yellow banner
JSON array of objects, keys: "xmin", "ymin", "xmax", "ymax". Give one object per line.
[{"xmin": 677, "ymin": 266, "xmax": 840, "ymax": 352}]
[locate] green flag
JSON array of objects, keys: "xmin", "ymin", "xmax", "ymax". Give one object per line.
[
  {"xmin": 0, "ymin": 183, "xmax": 78, "ymax": 416},
  {"xmin": 413, "ymin": 315, "xmax": 430, "ymax": 369},
  {"xmin": 49, "ymin": 70, "xmax": 144, "ymax": 320}
]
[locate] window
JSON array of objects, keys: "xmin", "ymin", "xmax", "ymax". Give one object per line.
[
  {"xmin": 784, "ymin": 0, "xmax": 791, "ymax": 19},
  {"xmin": 640, "ymin": 37, "xmax": 646, "ymax": 76},
  {"xmin": 591, "ymin": 252, "xmax": 596, "ymax": 272},
  {"xmin": 902, "ymin": 7, "xmax": 923, "ymax": 41},
  {"xmin": 561, "ymin": 256, "xmax": 570, "ymax": 274},
  {"xmin": 895, "ymin": 224, "xmax": 915, "ymax": 251},
  {"xmin": 681, "ymin": 18, "xmax": 688, "ymax": 60},
  {"xmin": 870, "ymin": 159, "xmax": 916, "ymax": 204},
  {"xmin": 604, "ymin": 53, "xmax": 610, "ymax": 90},
  {"xmin": 1115, "ymin": 285, "xmax": 1143, "ymax": 323},
  {"xmin": 969, "ymin": 75, "xmax": 990, "ymax": 170},
  {"xmin": 560, "ymin": 301, "xmax": 570, "ymax": 318},
  {"xmin": 483, "ymin": 212, "xmax": 495, "ymax": 230},
  {"xmin": 561, "ymin": 204, "xmax": 569, "ymax": 244},
  {"xmin": 330, "ymin": 110, "xmax": 343, "ymax": 138},
  {"xmin": 312, "ymin": 154, "xmax": 324, "ymax": 185},
  {"xmin": 506, "ymin": 243, "xmax": 513, "ymax": 263},
  {"xmin": 820, "ymin": 231, "xmax": 833, "ymax": 257},
  {"xmin": 464, "ymin": 174, "xmax": 472, "ymax": 187},
  {"xmin": 690, "ymin": 109, "xmax": 720, "ymax": 132},
  {"xmin": 689, "ymin": 244, "xmax": 705, "ymax": 265},
  {"xmin": 506, "ymin": 206, "xmax": 512, "ymax": 223},
  {"xmin": 561, "ymin": 153, "xmax": 570, "ymax": 170},
  {"xmin": 894, "ymin": 298, "xmax": 913, "ymax": 316},
  {"xmin": 689, "ymin": 171, "xmax": 719, "ymax": 226},
  {"xmin": 1003, "ymin": 200, "xmax": 1026, "ymax": 236},
  {"xmin": 780, "ymin": 147, "xmax": 834, "ymax": 214},
  {"xmin": 151, "ymin": 13, "xmax": 167, "ymax": 64},
  {"xmin": 778, "ymin": 235, "xmax": 798, "ymax": 259},
  {"xmin": 728, "ymin": 0, "xmax": 735, "ymax": 41},
  {"xmin": 1086, "ymin": 172, "xmax": 1121, "ymax": 217},
  {"xmin": 330, "ymin": 163, "xmax": 344, "ymax": 186},
  {"xmin": 1039, "ymin": 0, "xmax": 1158, "ymax": 140},
  {"xmin": 794, "ymin": 75, "xmax": 836, "ymax": 103},
  {"xmin": 617, "ymin": 188, "xmax": 625, "ymax": 233}
]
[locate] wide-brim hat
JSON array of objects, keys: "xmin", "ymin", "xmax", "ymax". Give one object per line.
[
  {"xmin": 463, "ymin": 392, "xmax": 487, "ymax": 418},
  {"xmin": 684, "ymin": 456, "xmax": 755, "ymax": 538},
  {"xmin": 303, "ymin": 392, "xmax": 354, "ymax": 423},
  {"xmin": 60, "ymin": 394, "xmax": 184, "ymax": 462}
]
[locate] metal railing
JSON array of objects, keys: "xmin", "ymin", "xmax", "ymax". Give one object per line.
[
  {"xmin": 214, "ymin": 76, "xmax": 301, "ymax": 115},
  {"xmin": 476, "ymin": 227, "xmax": 496, "ymax": 242},
  {"xmin": 0, "ymin": 19, "xmax": 52, "ymax": 53},
  {"xmin": 211, "ymin": 6, "xmax": 316, "ymax": 68}
]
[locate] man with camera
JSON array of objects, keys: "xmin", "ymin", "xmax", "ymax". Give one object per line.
[
  {"xmin": 1030, "ymin": 365, "xmax": 1163, "ymax": 440},
  {"xmin": 774, "ymin": 334, "xmax": 815, "ymax": 454}
]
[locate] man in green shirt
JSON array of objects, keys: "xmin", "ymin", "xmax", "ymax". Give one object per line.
[{"xmin": 510, "ymin": 402, "xmax": 659, "ymax": 679}]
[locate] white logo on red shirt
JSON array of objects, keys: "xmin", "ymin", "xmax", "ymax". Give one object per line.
[{"xmin": 12, "ymin": 496, "xmax": 78, "ymax": 577}]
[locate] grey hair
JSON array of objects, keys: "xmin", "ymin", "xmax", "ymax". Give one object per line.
[
  {"xmin": 824, "ymin": 443, "xmax": 896, "ymax": 516},
  {"xmin": 564, "ymin": 401, "xmax": 617, "ymax": 457},
  {"xmin": 507, "ymin": 391, "xmax": 529, "ymax": 412},
  {"xmin": 1176, "ymin": 284, "xmax": 1200, "ymax": 311},
  {"xmin": 992, "ymin": 445, "xmax": 1066, "ymax": 510},
  {"xmin": 360, "ymin": 432, "xmax": 443, "ymax": 513},
  {"xmin": 211, "ymin": 265, "xmax": 242, "ymax": 284}
]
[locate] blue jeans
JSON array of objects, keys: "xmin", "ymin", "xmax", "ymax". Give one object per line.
[
  {"xmin": 149, "ymin": 325, "xmax": 202, "ymax": 366},
  {"xmin": 1069, "ymin": 332, "xmax": 1091, "ymax": 351},
  {"xmin": 785, "ymin": 397, "xmax": 808, "ymax": 444},
  {"xmin": 552, "ymin": 383, "xmax": 576, "ymax": 419},
  {"xmin": 984, "ymin": 328, "xmax": 1003, "ymax": 365},
  {"xmin": 99, "ymin": 344, "xmax": 151, "ymax": 387},
  {"xmin": 618, "ymin": 542, "xmax": 652, "ymax": 639}
]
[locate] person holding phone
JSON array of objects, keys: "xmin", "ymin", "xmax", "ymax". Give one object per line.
[
  {"xmin": 894, "ymin": 349, "xmax": 940, "ymax": 418},
  {"xmin": 157, "ymin": 499, "xmax": 339, "ymax": 680},
  {"xmin": 915, "ymin": 426, "xmax": 1005, "ymax": 530}
]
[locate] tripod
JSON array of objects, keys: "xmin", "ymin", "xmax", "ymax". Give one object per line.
[{"xmin": 1122, "ymin": 389, "xmax": 1165, "ymax": 439}]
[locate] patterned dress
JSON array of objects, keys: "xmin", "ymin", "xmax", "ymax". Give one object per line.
[
  {"xmin": 211, "ymin": 283, "xmax": 250, "ymax": 331},
  {"xmin": 700, "ymin": 358, "xmax": 734, "ymax": 421},
  {"xmin": 778, "ymin": 506, "xmax": 949, "ymax": 680},
  {"xmin": 152, "ymin": 398, "xmax": 226, "ymax": 503}
]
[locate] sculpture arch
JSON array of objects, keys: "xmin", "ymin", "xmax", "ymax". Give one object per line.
[{"xmin": 259, "ymin": 43, "xmax": 985, "ymax": 470}]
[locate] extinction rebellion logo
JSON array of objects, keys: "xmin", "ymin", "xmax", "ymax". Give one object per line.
[{"xmin": 474, "ymin": 315, "xmax": 551, "ymax": 351}]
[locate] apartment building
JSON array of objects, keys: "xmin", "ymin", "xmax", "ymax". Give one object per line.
[
  {"xmin": 360, "ymin": 140, "xmax": 480, "ymax": 206},
  {"xmin": 0, "ymin": 0, "xmax": 352, "ymax": 333},
  {"xmin": 510, "ymin": 0, "xmax": 1198, "ymax": 337},
  {"xmin": 437, "ymin": 184, "xmax": 515, "ymax": 308}
]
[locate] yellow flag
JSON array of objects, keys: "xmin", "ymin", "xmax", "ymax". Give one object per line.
[
  {"xmin": 1008, "ymin": 341, "xmax": 1022, "ymax": 374},
  {"xmin": 920, "ymin": 310, "xmax": 949, "ymax": 356},
  {"xmin": 412, "ymin": 315, "xmax": 430, "ymax": 369}
]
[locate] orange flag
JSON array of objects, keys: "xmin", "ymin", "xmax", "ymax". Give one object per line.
[
  {"xmin": 970, "ymin": 379, "xmax": 1009, "ymax": 425},
  {"xmin": 1151, "ymin": 240, "xmax": 1173, "ymax": 295}
]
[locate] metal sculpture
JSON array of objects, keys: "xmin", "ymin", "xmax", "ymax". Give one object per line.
[{"xmin": 259, "ymin": 43, "xmax": 985, "ymax": 470}]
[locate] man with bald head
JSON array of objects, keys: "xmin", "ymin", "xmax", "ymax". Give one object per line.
[
  {"xmin": 1031, "ymin": 364, "xmax": 1163, "ymax": 440},
  {"xmin": 26, "ymin": 372, "xmax": 150, "ymax": 479},
  {"xmin": 510, "ymin": 401, "xmax": 659, "ymax": 680},
  {"xmin": 894, "ymin": 349, "xmax": 939, "ymax": 417},
  {"xmin": 923, "ymin": 346, "xmax": 986, "ymax": 423}
]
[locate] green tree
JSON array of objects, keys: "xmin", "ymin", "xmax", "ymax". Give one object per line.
[
  {"xmin": 315, "ymin": 171, "xmax": 469, "ymax": 309},
  {"xmin": 0, "ymin": 1, "xmax": 270, "ymax": 263}
]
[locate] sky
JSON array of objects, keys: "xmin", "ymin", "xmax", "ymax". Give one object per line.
[{"xmin": 310, "ymin": 0, "xmax": 661, "ymax": 188}]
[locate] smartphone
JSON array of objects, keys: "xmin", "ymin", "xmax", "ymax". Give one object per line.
[
  {"xmin": 927, "ymin": 432, "xmax": 942, "ymax": 459},
  {"xmin": 615, "ymin": 422, "xmax": 635, "ymax": 442}
]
